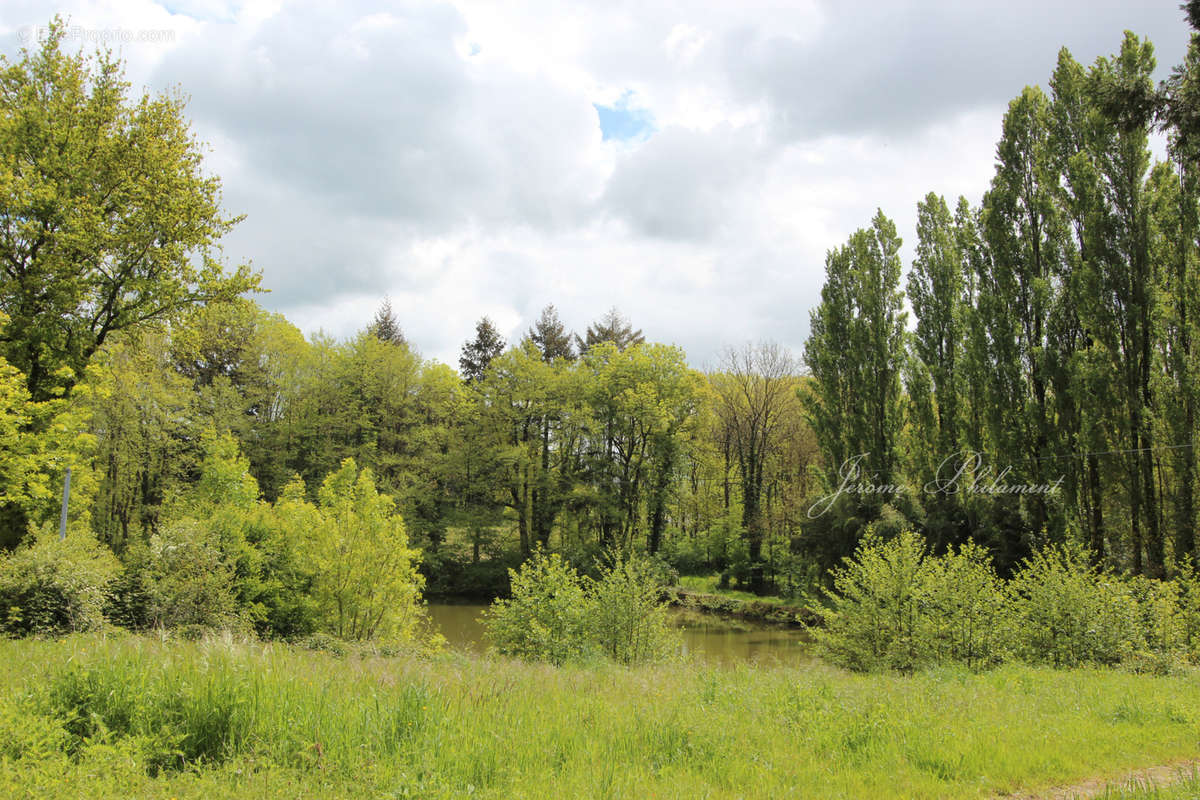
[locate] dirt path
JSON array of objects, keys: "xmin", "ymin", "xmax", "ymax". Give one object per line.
[{"xmin": 998, "ymin": 758, "xmax": 1199, "ymax": 799}]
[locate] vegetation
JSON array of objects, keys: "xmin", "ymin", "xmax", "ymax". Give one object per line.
[
  {"xmin": 5, "ymin": 8, "xmax": 1200, "ymax": 798},
  {"xmin": 816, "ymin": 531, "xmax": 1200, "ymax": 673},
  {"xmin": 481, "ymin": 550, "xmax": 677, "ymax": 665},
  {"xmin": 2, "ymin": 634, "xmax": 1200, "ymax": 798}
]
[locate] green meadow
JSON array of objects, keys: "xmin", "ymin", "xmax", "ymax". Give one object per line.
[{"xmin": 2, "ymin": 633, "xmax": 1199, "ymax": 800}]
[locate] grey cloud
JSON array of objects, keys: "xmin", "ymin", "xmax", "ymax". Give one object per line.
[
  {"xmin": 602, "ymin": 124, "xmax": 765, "ymax": 240},
  {"xmin": 722, "ymin": 0, "xmax": 1189, "ymax": 142}
]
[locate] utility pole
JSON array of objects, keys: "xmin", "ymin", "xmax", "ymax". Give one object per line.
[{"xmin": 58, "ymin": 467, "xmax": 71, "ymax": 540}]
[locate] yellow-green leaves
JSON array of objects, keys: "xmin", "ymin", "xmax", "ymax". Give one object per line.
[
  {"xmin": 304, "ymin": 459, "xmax": 427, "ymax": 642},
  {"xmin": 0, "ymin": 18, "xmax": 258, "ymax": 403}
]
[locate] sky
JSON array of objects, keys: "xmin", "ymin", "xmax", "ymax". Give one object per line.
[{"xmin": 0, "ymin": 1, "xmax": 1191, "ymax": 368}]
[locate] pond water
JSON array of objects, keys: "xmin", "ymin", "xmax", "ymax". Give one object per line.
[{"xmin": 426, "ymin": 602, "xmax": 812, "ymax": 666}]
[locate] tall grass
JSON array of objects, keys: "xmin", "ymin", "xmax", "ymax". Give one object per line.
[{"xmin": 3, "ymin": 633, "xmax": 1200, "ymax": 799}]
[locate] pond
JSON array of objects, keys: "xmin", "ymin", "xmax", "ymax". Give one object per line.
[{"xmin": 426, "ymin": 602, "xmax": 812, "ymax": 666}]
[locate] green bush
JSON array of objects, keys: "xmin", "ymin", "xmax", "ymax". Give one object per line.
[
  {"xmin": 0, "ymin": 527, "xmax": 119, "ymax": 636},
  {"xmin": 813, "ymin": 529, "xmax": 931, "ymax": 672},
  {"xmin": 920, "ymin": 541, "xmax": 1008, "ymax": 670},
  {"xmin": 482, "ymin": 549, "xmax": 677, "ymax": 666},
  {"xmin": 112, "ymin": 519, "xmax": 245, "ymax": 632},
  {"xmin": 1173, "ymin": 565, "xmax": 1200, "ymax": 663},
  {"xmin": 1006, "ymin": 543, "xmax": 1142, "ymax": 667},
  {"xmin": 587, "ymin": 551, "xmax": 679, "ymax": 665},
  {"xmin": 481, "ymin": 551, "xmax": 592, "ymax": 665},
  {"xmin": 815, "ymin": 533, "xmax": 1200, "ymax": 674}
]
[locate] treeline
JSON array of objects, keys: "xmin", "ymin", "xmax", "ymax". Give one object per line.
[
  {"xmin": 4, "ymin": 14, "xmax": 1200, "ymax": 632},
  {"xmin": 803, "ymin": 25, "xmax": 1200, "ymax": 579},
  {"xmin": 74, "ymin": 299, "xmax": 816, "ymax": 597}
]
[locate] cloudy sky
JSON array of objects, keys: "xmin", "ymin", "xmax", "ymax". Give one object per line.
[{"xmin": 0, "ymin": 1, "xmax": 1190, "ymax": 367}]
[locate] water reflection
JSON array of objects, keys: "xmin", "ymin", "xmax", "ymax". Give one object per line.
[{"xmin": 425, "ymin": 602, "xmax": 811, "ymax": 666}]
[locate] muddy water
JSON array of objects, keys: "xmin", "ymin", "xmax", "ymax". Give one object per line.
[{"xmin": 426, "ymin": 602, "xmax": 812, "ymax": 666}]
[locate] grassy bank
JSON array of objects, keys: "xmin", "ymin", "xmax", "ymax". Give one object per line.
[
  {"xmin": 670, "ymin": 575, "xmax": 817, "ymax": 626},
  {"xmin": 2, "ymin": 633, "xmax": 1200, "ymax": 799}
]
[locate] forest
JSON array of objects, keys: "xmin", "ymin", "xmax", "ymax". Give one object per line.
[
  {"xmin": 6, "ymin": 17, "xmax": 1200, "ymax": 618},
  {"xmin": 5, "ymin": 7, "xmax": 1200, "ymax": 798}
]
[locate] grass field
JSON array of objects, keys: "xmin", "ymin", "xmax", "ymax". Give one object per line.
[{"xmin": 2, "ymin": 633, "xmax": 1200, "ymax": 799}]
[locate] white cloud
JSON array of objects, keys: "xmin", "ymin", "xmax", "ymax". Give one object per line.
[{"xmin": 0, "ymin": 0, "xmax": 1192, "ymax": 368}]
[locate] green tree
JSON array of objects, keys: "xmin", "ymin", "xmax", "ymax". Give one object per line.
[
  {"xmin": 583, "ymin": 342, "xmax": 702, "ymax": 554},
  {"xmin": 802, "ymin": 211, "xmax": 908, "ymax": 569},
  {"xmin": 905, "ymin": 192, "xmax": 970, "ymax": 549},
  {"xmin": 369, "ymin": 297, "xmax": 407, "ymax": 346},
  {"xmin": 1065, "ymin": 36, "xmax": 1160, "ymax": 574},
  {"xmin": 86, "ymin": 332, "xmax": 195, "ymax": 550},
  {"xmin": 575, "ymin": 307, "xmax": 644, "ymax": 356},
  {"xmin": 980, "ymin": 84, "xmax": 1067, "ymax": 563},
  {"xmin": 713, "ymin": 341, "xmax": 801, "ymax": 591},
  {"xmin": 302, "ymin": 458, "xmax": 426, "ymax": 641},
  {"xmin": 0, "ymin": 20, "xmax": 257, "ymax": 403},
  {"xmin": 0, "ymin": 313, "xmax": 95, "ymax": 548},
  {"xmin": 529, "ymin": 304, "xmax": 574, "ymax": 362},
  {"xmin": 459, "ymin": 317, "xmax": 506, "ymax": 383}
]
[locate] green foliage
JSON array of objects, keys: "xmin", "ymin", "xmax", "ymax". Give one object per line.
[
  {"xmin": 818, "ymin": 534, "xmax": 1200, "ymax": 674},
  {"xmin": 113, "ymin": 520, "xmax": 244, "ymax": 632},
  {"xmin": 482, "ymin": 549, "xmax": 677, "ymax": 665},
  {"xmin": 814, "ymin": 530, "xmax": 931, "ymax": 672},
  {"xmin": 0, "ymin": 18, "xmax": 258, "ymax": 404},
  {"xmin": 481, "ymin": 551, "xmax": 591, "ymax": 665},
  {"xmin": 1006, "ymin": 543, "xmax": 1142, "ymax": 667},
  {"xmin": 0, "ymin": 314, "xmax": 97, "ymax": 548},
  {"xmin": 302, "ymin": 458, "xmax": 427, "ymax": 642},
  {"xmin": 919, "ymin": 541, "xmax": 1007, "ymax": 669},
  {"xmin": 0, "ymin": 527, "xmax": 118, "ymax": 636},
  {"xmin": 106, "ymin": 433, "xmax": 318, "ymax": 638},
  {"xmin": 587, "ymin": 551, "xmax": 679, "ymax": 665},
  {"xmin": 43, "ymin": 657, "xmax": 258, "ymax": 774}
]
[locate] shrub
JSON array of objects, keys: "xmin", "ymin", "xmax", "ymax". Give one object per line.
[
  {"xmin": 482, "ymin": 549, "xmax": 678, "ymax": 666},
  {"xmin": 920, "ymin": 541, "xmax": 1008, "ymax": 669},
  {"xmin": 481, "ymin": 551, "xmax": 591, "ymax": 665},
  {"xmin": 0, "ymin": 527, "xmax": 118, "ymax": 636},
  {"xmin": 116, "ymin": 519, "xmax": 245, "ymax": 632},
  {"xmin": 1006, "ymin": 543, "xmax": 1141, "ymax": 667},
  {"xmin": 1124, "ymin": 576, "xmax": 1189, "ymax": 673},
  {"xmin": 812, "ymin": 533, "xmax": 1200, "ymax": 674},
  {"xmin": 587, "ymin": 551, "xmax": 678, "ymax": 665},
  {"xmin": 813, "ymin": 529, "xmax": 931, "ymax": 672},
  {"xmin": 1174, "ymin": 565, "xmax": 1200, "ymax": 663}
]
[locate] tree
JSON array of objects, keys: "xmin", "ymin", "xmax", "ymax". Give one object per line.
[
  {"xmin": 714, "ymin": 341, "xmax": 800, "ymax": 592},
  {"xmin": 803, "ymin": 211, "xmax": 907, "ymax": 488},
  {"xmin": 1161, "ymin": 5, "xmax": 1200, "ymax": 160},
  {"xmin": 459, "ymin": 317, "xmax": 506, "ymax": 383},
  {"xmin": 0, "ymin": 19, "xmax": 257, "ymax": 403},
  {"xmin": 905, "ymin": 193, "xmax": 972, "ymax": 550},
  {"xmin": 528, "ymin": 304, "xmax": 574, "ymax": 362},
  {"xmin": 299, "ymin": 458, "xmax": 426, "ymax": 641},
  {"xmin": 907, "ymin": 193, "xmax": 966, "ymax": 462},
  {"xmin": 583, "ymin": 342, "xmax": 702, "ymax": 553},
  {"xmin": 802, "ymin": 211, "xmax": 908, "ymax": 570},
  {"xmin": 575, "ymin": 307, "xmax": 644, "ymax": 355},
  {"xmin": 1064, "ymin": 35, "xmax": 1160, "ymax": 574},
  {"xmin": 0, "ymin": 319, "xmax": 95, "ymax": 549},
  {"xmin": 369, "ymin": 297, "xmax": 407, "ymax": 347},
  {"xmin": 87, "ymin": 331, "xmax": 195, "ymax": 551}
]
